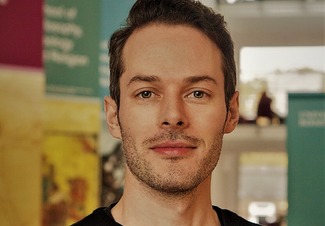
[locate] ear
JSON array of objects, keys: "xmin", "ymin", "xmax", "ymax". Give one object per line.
[
  {"xmin": 224, "ymin": 91, "xmax": 240, "ymax": 134},
  {"xmin": 104, "ymin": 96, "xmax": 122, "ymax": 139}
]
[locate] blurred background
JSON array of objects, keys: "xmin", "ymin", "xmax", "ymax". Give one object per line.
[{"xmin": 0, "ymin": 0, "xmax": 324, "ymax": 226}]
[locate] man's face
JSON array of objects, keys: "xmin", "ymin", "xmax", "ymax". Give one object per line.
[{"xmin": 106, "ymin": 24, "xmax": 239, "ymax": 194}]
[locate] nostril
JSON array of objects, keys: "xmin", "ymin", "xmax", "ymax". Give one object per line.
[
  {"xmin": 177, "ymin": 121, "xmax": 184, "ymax": 126},
  {"xmin": 162, "ymin": 121, "xmax": 170, "ymax": 126}
]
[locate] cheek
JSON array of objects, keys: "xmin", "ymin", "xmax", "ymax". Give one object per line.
[
  {"xmin": 119, "ymin": 103, "xmax": 157, "ymax": 135},
  {"xmin": 190, "ymin": 107, "xmax": 227, "ymax": 131}
]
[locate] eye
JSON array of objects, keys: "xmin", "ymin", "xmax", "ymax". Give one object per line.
[
  {"xmin": 193, "ymin": 91, "xmax": 205, "ymax": 98},
  {"xmin": 188, "ymin": 90, "xmax": 207, "ymax": 99},
  {"xmin": 137, "ymin": 91, "xmax": 153, "ymax": 99}
]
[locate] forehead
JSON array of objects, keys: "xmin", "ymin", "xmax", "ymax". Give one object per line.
[{"xmin": 121, "ymin": 23, "xmax": 223, "ymax": 83}]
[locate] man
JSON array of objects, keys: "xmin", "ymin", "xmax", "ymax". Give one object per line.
[{"xmin": 73, "ymin": 0, "xmax": 260, "ymax": 225}]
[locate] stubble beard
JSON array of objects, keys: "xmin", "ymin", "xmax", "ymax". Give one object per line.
[{"xmin": 120, "ymin": 128, "xmax": 224, "ymax": 197}]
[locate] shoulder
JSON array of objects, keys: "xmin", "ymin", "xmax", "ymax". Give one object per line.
[
  {"xmin": 213, "ymin": 206, "xmax": 261, "ymax": 226},
  {"xmin": 71, "ymin": 207, "xmax": 120, "ymax": 226}
]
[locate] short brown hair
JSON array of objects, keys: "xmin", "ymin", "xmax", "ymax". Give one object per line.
[{"xmin": 109, "ymin": 0, "xmax": 236, "ymax": 110}]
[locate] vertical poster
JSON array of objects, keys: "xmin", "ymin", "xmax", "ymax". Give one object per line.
[
  {"xmin": 42, "ymin": 0, "xmax": 136, "ymax": 224},
  {"xmin": 98, "ymin": 0, "xmax": 134, "ymax": 206},
  {"xmin": 43, "ymin": 1, "xmax": 102, "ymax": 225},
  {"xmin": 287, "ymin": 93, "xmax": 325, "ymax": 226},
  {"xmin": 44, "ymin": 0, "xmax": 100, "ymax": 97},
  {"xmin": 1, "ymin": 1, "xmax": 43, "ymax": 225}
]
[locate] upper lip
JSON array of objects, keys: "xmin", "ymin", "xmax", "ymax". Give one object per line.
[{"xmin": 150, "ymin": 141, "xmax": 197, "ymax": 149}]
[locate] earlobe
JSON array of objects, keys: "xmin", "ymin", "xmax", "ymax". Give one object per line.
[
  {"xmin": 104, "ymin": 96, "xmax": 122, "ymax": 139},
  {"xmin": 224, "ymin": 91, "xmax": 240, "ymax": 134}
]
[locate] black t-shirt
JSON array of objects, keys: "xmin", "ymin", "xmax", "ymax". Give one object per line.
[{"xmin": 72, "ymin": 203, "xmax": 260, "ymax": 226}]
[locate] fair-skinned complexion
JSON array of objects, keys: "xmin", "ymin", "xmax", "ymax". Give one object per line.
[{"xmin": 105, "ymin": 23, "xmax": 239, "ymax": 226}]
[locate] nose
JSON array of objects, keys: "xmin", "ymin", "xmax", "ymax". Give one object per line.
[{"xmin": 159, "ymin": 97, "xmax": 188, "ymax": 129}]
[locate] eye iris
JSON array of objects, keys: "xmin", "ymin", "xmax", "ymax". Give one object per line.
[
  {"xmin": 194, "ymin": 91, "xmax": 203, "ymax": 98},
  {"xmin": 141, "ymin": 91, "xmax": 151, "ymax": 98}
]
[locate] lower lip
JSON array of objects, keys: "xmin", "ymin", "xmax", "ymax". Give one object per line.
[{"xmin": 151, "ymin": 147, "xmax": 194, "ymax": 157}]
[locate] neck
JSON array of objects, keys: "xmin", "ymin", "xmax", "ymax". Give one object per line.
[{"xmin": 111, "ymin": 170, "xmax": 220, "ymax": 226}]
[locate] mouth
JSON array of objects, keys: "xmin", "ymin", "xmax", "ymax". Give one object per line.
[{"xmin": 150, "ymin": 141, "xmax": 197, "ymax": 157}]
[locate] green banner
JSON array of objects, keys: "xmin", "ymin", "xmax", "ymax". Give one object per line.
[
  {"xmin": 287, "ymin": 93, "xmax": 325, "ymax": 226},
  {"xmin": 44, "ymin": 0, "xmax": 100, "ymax": 97}
]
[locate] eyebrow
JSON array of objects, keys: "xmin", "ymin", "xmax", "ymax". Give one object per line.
[
  {"xmin": 127, "ymin": 75, "xmax": 160, "ymax": 86},
  {"xmin": 183, "ymin": 75, "xmax": 218, "ymax": 85}
]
